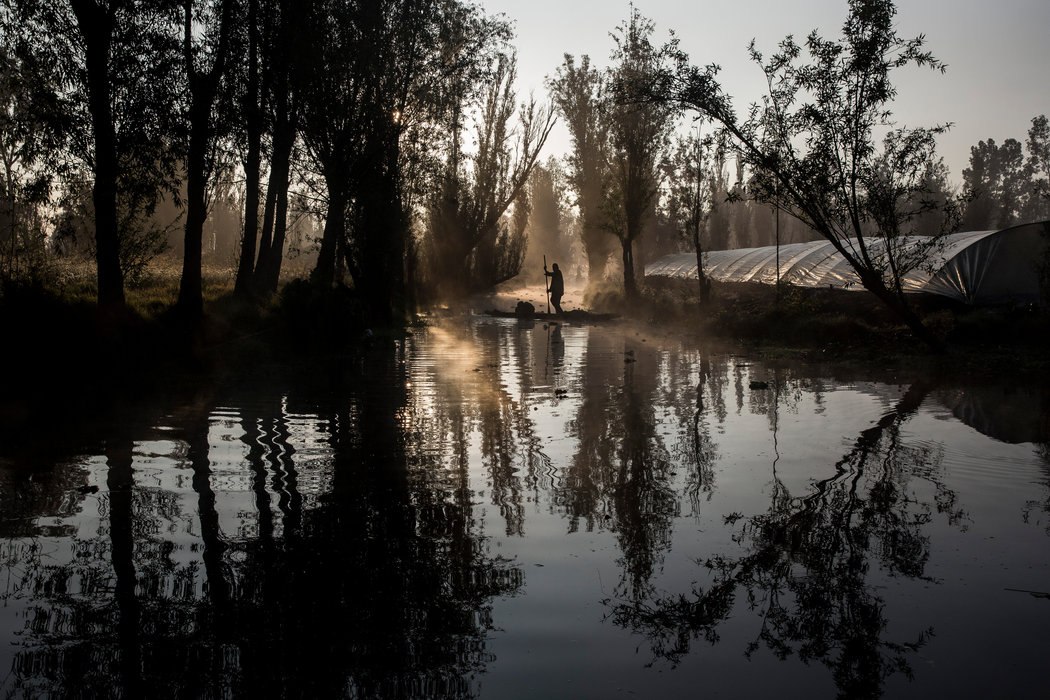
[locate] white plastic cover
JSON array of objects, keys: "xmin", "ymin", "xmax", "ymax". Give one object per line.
[{"xmin": 644, "ymin": 222, "xmax": 1049, "ymax": 304}]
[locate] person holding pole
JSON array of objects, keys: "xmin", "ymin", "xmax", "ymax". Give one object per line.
[{"xmin": 544, "ymin": 260, "xmax": 564, "ymax": 315}]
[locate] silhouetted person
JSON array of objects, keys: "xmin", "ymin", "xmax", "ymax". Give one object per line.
[{"xmin": 545, "ymin": 262, "xmax": 564, "ymax": 315}]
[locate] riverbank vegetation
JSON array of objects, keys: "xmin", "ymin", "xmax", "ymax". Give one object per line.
[
  {"xmin": 0, "ymin": 0, "xmax": 1047, "ymax": 368},
  {"xmin": 2, "ymin": 255, "xmax": 380, "ymax": 376},
  {"xmin": 638, "ymin": 279, "xmax": 1050, "ymax": 371},
  {"xmin": 4, "ymin": 255, "xmax": 1046, "ymax": 406}
]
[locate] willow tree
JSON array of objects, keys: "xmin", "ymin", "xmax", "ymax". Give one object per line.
[
  {"xmin": 635, "ymin": 0, "xmax": 953, "ymax": 348},
  {"xmin": 299, "ymin": 0, "xmax": 363, "ymax": 290},
  {"xmin": 300, "ymin": 0, "xmax": 508, "ymax": 319},
  {"xmin": 427, "ymin": 52, "xmax": 554, "ymax": 294},
  {"xmin": 66, "ymin": 0, "xmax": 125, "ymax": 309},
  {"xmin": 251, "ymin": 0, "xmax": 302, "ymax": 297}
]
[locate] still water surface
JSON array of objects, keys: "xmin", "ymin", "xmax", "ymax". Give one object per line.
[{"xmin": 2, "ymin": 313, "xmax": 1048, "ymax": 698}]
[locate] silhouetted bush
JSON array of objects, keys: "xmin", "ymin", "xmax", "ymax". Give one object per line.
[{"xmin": 275, "ymin": 279, "xmax": 369, "ymax": 350}]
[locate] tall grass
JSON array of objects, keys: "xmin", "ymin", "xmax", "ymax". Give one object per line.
[{"xmin": 1, "ymin": 254, "xmax": 251, "ymax": 318}]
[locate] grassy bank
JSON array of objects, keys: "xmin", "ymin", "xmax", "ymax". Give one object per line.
[
  {"xmin": 632, "ymin": 279, "xmax": 1050, "ymax": 374},
  {"xmin": 0, "ymin": 258, "xmax": 384, "ymax": 403}
]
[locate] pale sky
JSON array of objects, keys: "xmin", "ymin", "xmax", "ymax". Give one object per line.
[{"xmin": 479, "ymin": 0, "xmax": 1050, "ymax": 182}]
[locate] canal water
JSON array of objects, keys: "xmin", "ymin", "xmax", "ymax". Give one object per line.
[{"xmin": 1, "ymin": 312, "xmax": 1048, "ymax": 698}]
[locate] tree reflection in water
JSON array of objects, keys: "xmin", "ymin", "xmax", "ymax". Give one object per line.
[
  {"xmin": 0, "ymin": 345, "xmax": 521, "ymax": 698},
  {"xmin": 404, "ymin": 319, "xmax": 719, "ymax": 606},
  {"xmin": 550, "ymin": 330, "xmax": 679, "ymax": 599},
  {"xmin": 4, "ymin": 319, "xmax": 1045, "ymax": 698},
  {"xmin": 677, "ymin": 351, "xmax": 718, "ymax": 513},
  {"xmin": 610, "ymin": 381, "xmax": 960, "ymax": 700}
]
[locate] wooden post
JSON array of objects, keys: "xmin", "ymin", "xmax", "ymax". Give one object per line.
[{"xmin": 543, "ymin": 254, "xmax": 550, "ymax": 314}]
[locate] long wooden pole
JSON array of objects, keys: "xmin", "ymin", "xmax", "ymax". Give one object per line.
[{"xmin": 543, "ymin": 254, "xmax": 550, "ymax": 313}]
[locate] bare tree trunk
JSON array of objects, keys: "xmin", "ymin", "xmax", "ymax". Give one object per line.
[
  {"xmin": 312, "ymin": 183, "xmax": 347, "ymax": 287},
  {"xmin": 177, "ymin": 97, "xmax": 210, "ymax": 317},
  {"xmin": 234, "ymin": 0, "xmax": 261, "ymax": 298},
  {"xmin": 255, "ymin": 95, "xmax": 296, "ymax": 295},
  {"xmin": 859, "ymin": 269, "xmax": 945, "ymax": 352},
  {"xmin": 693, "ymin": 228, "xmax": 709, "ymax": 304},
  {"xmin": 622, "ymin": 238, "xmax": 637, "ymax": 300},
  {"xmin": 255, "ymin": 180, "xmax": 277, "ymax": 285},
  {"xmin": 254, "ymin": 0, "xmax": 300, "ymax": 297},
  {"xmin": 261, "ymin": 169, "xmax": 290, "ymax": 292},
  {"xmin": 691, "ymin": 156, "xmax": 710, "ymax": 304},
  {"xmin": 176, "ymin": 0, "xmax": 235, "ymax": 319},
  {"xmin": 71, "ymin": 0, "xmax": 125, "ymax": 310}
]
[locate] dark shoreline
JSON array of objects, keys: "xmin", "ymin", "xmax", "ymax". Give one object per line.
[{"xmin": 3, "ymin": 279, "xmax": 1047, "ymax": 420}]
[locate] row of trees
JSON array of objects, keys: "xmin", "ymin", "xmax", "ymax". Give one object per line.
[
  {"xmin": 960, "ymin": 114, "xmax": 1050, "ymax": 231},
  {"xmin": 540, "ymin": 0, "xmax": 1048, "ymax": 347},
  {"xmin": 612, "ymin": 0, "xmax": 1024, "ymax": 346},
  {"xmin": 548, "ymin": 10, "xmax": 676, "ymax": 301},
  {"xmin": 542, "ymin": 20, "xmax": 1047, "ymax": 308},
  {"xmin": 544, "ymin": 2, "xmax": 960, "ymax": 313},
  {"xmin": 0, "ymin": 0, "xmax": 555, "ymax": 322},
  {"xmin": 1, "ymin": 0, "xmax": 1045, "ymax": 336},
  {"xmin": 641, "ymin": 114, "xmax": 1050, "ymax": 289}
]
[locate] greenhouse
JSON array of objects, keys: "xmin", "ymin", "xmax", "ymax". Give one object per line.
[{"xmin": 644, "ymin": 221, "xmax": 1050, "ymax": 304}]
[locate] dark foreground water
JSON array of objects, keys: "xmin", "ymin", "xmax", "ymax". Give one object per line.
[{"xmin": 2, "ymin": 312, "xmax": 1048, "ymax": 699}]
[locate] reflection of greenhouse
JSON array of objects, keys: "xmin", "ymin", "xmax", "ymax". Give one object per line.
[
  {"xmin": 3, "ymin": 317, "xmax": 1048, "ymax": 699},
  {"xmin": 645, "ymin": 221, "xmax": 1050, "ymax": 304}
]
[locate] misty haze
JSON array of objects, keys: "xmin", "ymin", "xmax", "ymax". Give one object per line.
[{"xmin": 1, "ymin": 1, "xmax": 1048, "ymax": 698}]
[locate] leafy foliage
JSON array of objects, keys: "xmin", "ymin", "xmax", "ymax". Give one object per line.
[
  {"xmin": 603, "ymin": 8, "xmax": 677, "ymax": 300},
  {"xmin": 422, "ymin": 50, "xmax": 554, "ymax": 296},
  {"xmin": 4, "ymin": 0, "xmax": 184, "ymax": 306},
  {"xmin": 548, "ymin": 54, "xmax": 616, "ymax": 285},
  {"xmin": 962, "ymin": 114, "xmax": 1050, "ymax": 229},
  {"xmin": 633, "ymin": 0, "xmax": 958, "ymax": 346}
]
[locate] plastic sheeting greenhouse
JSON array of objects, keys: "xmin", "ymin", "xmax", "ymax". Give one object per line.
[{"xmin": 644, "ymin": 221, "xmax": 1050, "ymax": 304}]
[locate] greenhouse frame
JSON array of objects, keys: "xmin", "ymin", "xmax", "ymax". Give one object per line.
[{"xmin": 644, "ymin": 221, "xmax": 1050, "ymax": 304}]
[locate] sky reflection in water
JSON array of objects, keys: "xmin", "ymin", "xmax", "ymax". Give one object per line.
[{"xmin": 1, "ymin": 314, "xmax": 1048, "ymax": 699}]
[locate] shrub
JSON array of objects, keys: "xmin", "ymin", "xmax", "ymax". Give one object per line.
[{"xmin": 275, "ymin": 279, "xmax": 369, "ymax": 349}]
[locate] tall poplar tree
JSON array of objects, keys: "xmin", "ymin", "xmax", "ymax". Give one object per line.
[
  {"xmin": 604, "ymin": 8, "xmax": 676, "ymax": 301},
  {"xmin": 549, "ymin": 55, "xmax": 615, "ymax": 288}
]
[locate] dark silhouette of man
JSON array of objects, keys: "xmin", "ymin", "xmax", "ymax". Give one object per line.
[{"xmin": 545, "ymin": 262, "xmax": 564, "ymax": 314}]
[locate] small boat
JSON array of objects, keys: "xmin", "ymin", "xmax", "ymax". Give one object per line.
[{"xmin": 483, "ymin": 308, "xmax": 618, "ymax": 323}]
